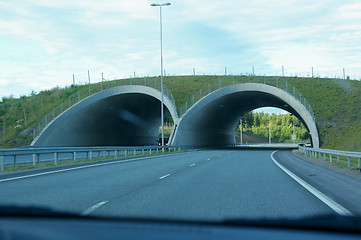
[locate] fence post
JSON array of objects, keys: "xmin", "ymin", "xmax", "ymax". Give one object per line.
[
  {"xmin": 150, "ymin": 149, "xmax": 152, "ymax": 155},
  {"xmin": 89, "ymin": 151, "xmax": 92, "ymax": 160},
  {"xmin": 347, "ymin": 156, "xmax": 351, "ymax": 168},
  {"xmin": 13, "ymin": 155, "xmax": 16, "ymax": 168},
  {"xmin": 134, "ymin": 149, "xmax": 136, "ymax": 156},
  {"xmin": 142, "ymin": 149, "xmax": 144, "ymax": 156},
  {"xmin": 125, "ymin": 149, "xmax": 127, "ymax": 156},
  {"xmin": 0, "ymin": 155, "xmax": 3, "ymax": 171},
  {"xmin": 114, "ymin": 150, "xmax": 117, "ymax": 158},
  {"xmin": 54, "ymin": 152, "xmax": 58, "ymax": 165},
  {"xmin": 329, "ymin": 154, "xmax": 332, "ymax": 163},
  {"xmin": 73, "ymin": 152, "xmax": 77, "ymax": 162}
]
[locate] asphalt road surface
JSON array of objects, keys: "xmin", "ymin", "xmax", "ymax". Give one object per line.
[{"xmin": 0, "ymin": 150, "xmax": 337, "ymax": 221}]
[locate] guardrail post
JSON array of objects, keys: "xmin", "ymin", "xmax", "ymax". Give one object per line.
[
  {"xmin": 32, "ymin": 154, "xmax": 36, "ymax": 167},
  {"xmin": 0, "ymin": 155, "xmax": 3, "ymax": 171},
  {"xmin": 323, "ymin": 153, "xmax": 326, "ymax": 161},
  {"xmin": 337, "ymin": 155, "xmax": 340, "ymax": 163},
  {"xmin": 173, "ymin": 147, "xmax": 176, "ymax": 152},
  {"xmin": 347, "ymin": 157, "xmax": 351, "ymax": 168},
  {"xmin": 156, "ymin": 148, "xmax": 159, "ymax": 154},
  {"xmin": 178, "ymin": 147, "xmax": 180, "ymax": 151},
  {"xmin": 114, "ymin": 150, "xmax": 117, "ymax": 158},
  {"xmin": 134, "ymin": 149, "xmax": 136, "ymax": 156},
  {"xmin": 13, "ymin": 155, "xmax": 16, "ymax": 168},
  {"xmin": 142, "ymin": 149, "xmax": 144, "ymax": 156},
  {"xmin": 89, "ymin": 151, "xmax": 92, "ymax": 160},
  {"xmin": 73, "ymin": 152, "xmax": 76, "ymax": 162},
  {"xmin": 103, "ymin": 150, "xmax": 106, "ymax": 158},
  {"xmin": 329, "ymin": 154, "xmax": 332, "ymax": 163},
  {"xmin": 168, "ymin": 148, "xmax": 171, "ymax": 153},
  {"xmin": 162, "ymin": 148, "xmax": 164, "ymax": 154},
  {"xmin": 125, "ymin": 150, "xmax": 127, "ymax": 156},
  {"xmin": 150, "ymin": 149, "xmax": 152, "ymax": 155},
  {"xmin": 54, "ymin": 152, "xmax": 58, "ymax": 165}
]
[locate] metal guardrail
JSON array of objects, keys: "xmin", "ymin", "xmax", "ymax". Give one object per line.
[
  {"xmin": 0, "ymin": 145, "xmax": 182, "ymax": 172},
  {"xmin": 178, "ymin": 76, "xmax": 315, "ymax": 120},
  {"xmin": 299, "ymin": 145, "xmax": 361, "ymax": 169}
]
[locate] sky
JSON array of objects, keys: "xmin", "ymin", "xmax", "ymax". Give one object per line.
[{"xmin": 1, "ymin": 0, "xmax": 361, "ymax": 101}]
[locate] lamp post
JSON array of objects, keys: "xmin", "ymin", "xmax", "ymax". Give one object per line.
[{"xmin": 151, "ymin": 2, "xmax": 171, "ymax": 148}]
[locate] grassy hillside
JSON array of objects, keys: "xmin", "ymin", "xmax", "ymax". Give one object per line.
[{"xmin": 0, "ymin": 75, "xmax": 360, "ymax": 151}]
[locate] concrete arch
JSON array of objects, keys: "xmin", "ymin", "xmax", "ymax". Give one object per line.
[
  {"xmin": 171, "ymin": 83, "xmax": 319, "ymax": 148},
  {"xmin": 31, "ymin": 85, "xmax": 179, "ymax": 146}
]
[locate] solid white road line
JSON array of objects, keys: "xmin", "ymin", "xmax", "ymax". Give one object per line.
[
  {"xmin": 271, "ymin": 150, "xmax": 353, "ymax": 216},
  {"xmin": 190, "ymin": 164, "xmax": 196, "ymax": 167},
  {"xmin": 0, "ymin": 152, "xmax": 189, "ymax": 183},
  {"xmin": 82, "ymin": 201, "xmax": 108, "ymax": 216},
  {"xmin": 159, "ymin": 174, "xmax": 171, "ymax": 179}
]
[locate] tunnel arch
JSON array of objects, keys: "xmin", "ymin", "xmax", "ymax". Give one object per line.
[
  {"xmin": 171, "ymin": 83, "xmax": 319, "ymax": 148},
  {"xmin": 31, "ymin": 85, "xmax": 179, "ymax": 146}
]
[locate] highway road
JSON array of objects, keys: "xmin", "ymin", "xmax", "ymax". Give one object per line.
[{"xmin": 0, "ymin": 150, "xmax": 351, "ymax": 221}]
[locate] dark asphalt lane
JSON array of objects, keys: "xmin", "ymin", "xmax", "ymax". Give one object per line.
[{"xmin": 0, "ymin": 150, "xmax": 334, "ymax": 221}]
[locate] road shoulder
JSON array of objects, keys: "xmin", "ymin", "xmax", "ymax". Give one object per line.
[{"xmin": 273, "ymin": 150, "xmax": 361, "ymax": 216}]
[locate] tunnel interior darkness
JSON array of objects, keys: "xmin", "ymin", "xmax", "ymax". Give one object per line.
[
  {"xmin": 34, "ymin": 93, "xmax": 171, "ymax": 146},
  {"xmin": 173, "ymin": 90, "xmax": 316, "ymax": 146}
]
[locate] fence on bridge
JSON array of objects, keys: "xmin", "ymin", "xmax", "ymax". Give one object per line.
[
  {"xmin": 178, "ymin": 76, "xmax": 315, "ymax": 120},
  {"xmin": 299, "ymin": 145, "xmax": 361, "ymax": 169}
]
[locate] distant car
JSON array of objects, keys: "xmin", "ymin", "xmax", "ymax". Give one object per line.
[
  {"xmin": 305, "ymin": 140, "xmax": 311, "ymax": 147},
  {"xmin": 158, "ymin": 137, "xmax": 169, "ymax": 146}
]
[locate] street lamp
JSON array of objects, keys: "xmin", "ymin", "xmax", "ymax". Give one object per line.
[{"xmin": 151, "ymin": 2, "xmax": 171, "ymax": 148}]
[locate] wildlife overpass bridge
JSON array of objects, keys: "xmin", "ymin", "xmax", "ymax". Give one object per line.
[{"xmin": 31, "ymin": 80, "xmax": 319, "ymax": 148}]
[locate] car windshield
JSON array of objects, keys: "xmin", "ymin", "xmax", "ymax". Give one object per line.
[{"xmin": 1, "ymin": 0, "xmax": 361, "ymax": 227}]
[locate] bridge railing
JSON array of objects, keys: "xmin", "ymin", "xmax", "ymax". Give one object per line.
[
  {"xmin": 299, "ymin": 145, "xmax": 361, "ymax": 169},
  {"xmin": 178, "ymin": 76, "xmax": 315, "ymax": 120},
  {"xmin": 33, "ymin": 78, "xmax": 176, "ymax": 143},
  {"xmin": 0, "ymin": 145, "xmax": 184, "ymax": 172}
]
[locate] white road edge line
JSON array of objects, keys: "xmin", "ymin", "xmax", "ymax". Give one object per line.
[
  {"xmin": 271, "ymin": 150, "xmax": 353, "ymax": 216},
  {"xmin": 159, "ymin": 174, "xmax": 171, "ymax": 179},
  {"xmin": 190, "ymin": 164, "xmax": 196, "ymax": 167},
  {"xmin": 206, "ymin": 158, "xmax": 211, "ymax": 161},
  {"xmin": 82, "ymin": 201, "xmax": 108, "ymax": 216},
  {"xmin": 0, "ymin": 152, "xmax": 187, "ymax": 183}
]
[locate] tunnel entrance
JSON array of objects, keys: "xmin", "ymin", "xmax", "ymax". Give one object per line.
[
  {"xmin": 171, "ymin": 83, "xmax": 319, "ymax": 148},
  {"xmin": 32, "ymin": 86, "xmax": 178, "ymax": 147}
]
